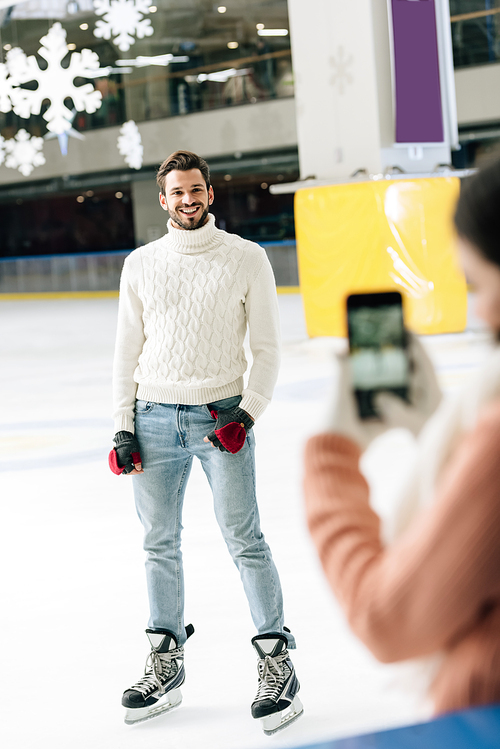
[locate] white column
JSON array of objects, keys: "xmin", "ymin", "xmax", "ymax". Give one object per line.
[
  {"xmin": 287, "ymin": 0, "xmax": 455, "ymax": 180},
  {"xmin": 131, "ymin": 179, "xmax": 165, "ymax": 247}
]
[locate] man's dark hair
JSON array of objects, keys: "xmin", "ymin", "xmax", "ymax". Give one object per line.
[
  {"xmin": 454, "ymin": 159, "xmax": 500, "ymax": 267},
  {"xmin": 157, "ymin": 150, "xmax": 211, "ymax": 195}
]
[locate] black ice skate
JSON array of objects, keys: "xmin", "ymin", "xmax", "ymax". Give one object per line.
[
  {"xmin": 122, "ymin": 624, "xmax": 194, "ymax": 725},
  {"xmin": 251, "ymin": 633, "xmax": 303, "ymax": 735}
]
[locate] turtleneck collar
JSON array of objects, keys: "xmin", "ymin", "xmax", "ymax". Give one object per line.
[{"xmin": 164, "ymin": 213, "xmax": 224, "ymax": 255}]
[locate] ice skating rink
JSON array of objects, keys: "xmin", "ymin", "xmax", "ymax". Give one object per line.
[{"xmin": 1, "ymin": 293, "xmax": 492, "ymax": 749}]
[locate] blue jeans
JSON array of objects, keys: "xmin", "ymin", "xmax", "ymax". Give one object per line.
[{"xmin": 132, "ymin": 395, "xmax": 295, "ymax": 649}]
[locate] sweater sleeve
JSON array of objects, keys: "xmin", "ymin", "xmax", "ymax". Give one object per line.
[
  {"xmin": 303, "ymin": 406, "xmax": 500, "ymax": 663},
  {"xmin": 239, "ymin": 252, "xmax": 281, "ymax": 420},
  {"xmin": 112, "ymin": 253, "xmax": 146, "ymax": 434}
]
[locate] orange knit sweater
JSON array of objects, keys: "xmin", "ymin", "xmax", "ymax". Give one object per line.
[{"xmin": 303, "ymin": 402, "xmax": 500, "ymax": 713}]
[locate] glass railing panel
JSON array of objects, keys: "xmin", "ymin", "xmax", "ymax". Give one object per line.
[{"xmin": 451, "ymin": 0, "xmax": 500, "ymax": 68}]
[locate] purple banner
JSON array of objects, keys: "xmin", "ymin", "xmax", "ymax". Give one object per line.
[{"xmin": 391, "ymin": 0, "xmax": 444, "ymax": 143}]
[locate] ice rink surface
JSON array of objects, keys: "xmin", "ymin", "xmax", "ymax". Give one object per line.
[{"xmin": 0, "ymin": 293, "xmax": 492, "ymax": 749}]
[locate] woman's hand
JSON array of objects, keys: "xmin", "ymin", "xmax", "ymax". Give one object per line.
[
  {"xmin": 375, "ymin": 335, "xmax": 442, "ymax": 437},
  {"xmin": 321, "ymin": 334, "xmax": 442, "ymax": 449}
]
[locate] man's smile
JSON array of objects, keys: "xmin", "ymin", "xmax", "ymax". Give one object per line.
[{"xmin": 179, "ymin": 206, "xmax": 201, "ymax": 215}]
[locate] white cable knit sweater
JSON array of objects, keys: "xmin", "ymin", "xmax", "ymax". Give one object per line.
[{"xmin": 112, "ymin": 214, "xmax": 281, "ymax": 434}]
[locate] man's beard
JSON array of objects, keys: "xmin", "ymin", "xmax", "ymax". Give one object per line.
[{"xmin": 169, "ymin": 204, "xmax": 210, "ymax": 231}]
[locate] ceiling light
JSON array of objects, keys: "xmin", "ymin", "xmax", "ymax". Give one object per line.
[
  {"xmin": 148, "ymin": 5, "xmax": 157, "ymax": 11},
  {"xmin": 217, "ymin": 5, "xmax": 227, "ymax": 12},
  {"xmin": 3, "ymin": 43, "xmax": 11, "ymax": 51},
  {"xmin": 224, "ymin": 174, "xmax": 232, "ymax": 181},
  {"xmin": 93, "ymin": 66, "xmax": 134, "ymax": 76},
  {"xmin": 115, "ymin": 191, "xmax": 123, "ymax": 199},
  {"xmin": 67, "ymin": 43, "xmax": 76, "ymax": 50},
  {"xmin": 76, "ymin": 196, "xmax": 85, "ymax": 203},
  {"xmin": 116, "ymin": 54, "xmax": 189, "ymax": 67},
  {"xmin": 261, "ymin": 183, "xmax": 268, "ymax": 189},
  {"xmin": 257, "ymin": 29, "xmax": 288, "ymax": 36},
  {"xmin": 256, "ymin": 23, "xmax": 264, "ymax": 30},
  {"xmin": 196, "ymin": 67, "xmax": 250, "ymax": 84},
  {"xmin": 227, "ymin": 41, "xmax": 238, "ymax": 49},
  {"xmin": 79, "ymin": 23, "xmax": 88, "ymax": 30}
]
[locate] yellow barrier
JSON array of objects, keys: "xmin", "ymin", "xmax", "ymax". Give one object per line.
[{"xmin": 295, "ymin": 177, "xmax": 467, "ymax": 337}]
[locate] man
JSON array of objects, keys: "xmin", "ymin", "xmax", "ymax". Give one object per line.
[{"xmin": 109, "ymin": 150, "xmax": 302, "ymax": 734}]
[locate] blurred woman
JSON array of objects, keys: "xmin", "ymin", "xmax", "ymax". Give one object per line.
[{"xmin": 303, "ymin": 159, "xmax": 500, "ymax": 713}]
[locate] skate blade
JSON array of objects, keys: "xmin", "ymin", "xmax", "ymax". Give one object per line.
[
  {"xmin": 262, "ymin": 695, "xmax": 303, "ymax": 736},
  {"xmin": 124, "ymin": 688, "xmax": 182, "ymax": 725}
]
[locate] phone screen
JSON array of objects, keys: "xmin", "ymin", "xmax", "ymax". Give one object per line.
[{"xmin": 347, "ymin": 292, "xmax": 409, "ymax": 419}]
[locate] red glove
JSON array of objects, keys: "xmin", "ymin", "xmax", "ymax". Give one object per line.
[
  {"xmin": 109, "ymin": 431, "xmax": 142, "ymax": 475},
  {"xmin": 206, "ymin": 407, "xmax": 254, "ymax": 454}
]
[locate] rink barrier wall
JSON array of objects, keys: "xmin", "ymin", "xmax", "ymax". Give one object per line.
[{"xmin": 0, "ymin": 241, "xmax": 299, "ymax": 295}]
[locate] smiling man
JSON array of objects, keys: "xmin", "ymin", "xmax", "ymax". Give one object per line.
[{"xmin": 110, "ymin": 150, "xmax": 302, "ymax": 734}]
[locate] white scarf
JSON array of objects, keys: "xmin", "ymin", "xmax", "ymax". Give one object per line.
[{"xmin": 389, "ymin": 341, "xmax": 500, "ymax": 540}]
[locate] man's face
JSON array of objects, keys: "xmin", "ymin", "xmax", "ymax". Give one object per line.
[{"xmin": 159, "ymin": 168, "xmax": 214, "ymax": 231}]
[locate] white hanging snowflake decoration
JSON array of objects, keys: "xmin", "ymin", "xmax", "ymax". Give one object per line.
[
  {"xmin": 6, "ymin": 22, "xmax": 102, "ymax": 135},
  {"xmin": 5, "ymin": 129, "xmax": 46, "ymax": 176},
  {"xmin": 0, "ymin": 62, "xmax": 16, "ymax": 113},
  {"xmin": 93, "ymin": 0, "xmax": 154, "ymax": 52},
  {"xmin": 117, "ymin": 120, "xmax": 143, "ymax": 169}
]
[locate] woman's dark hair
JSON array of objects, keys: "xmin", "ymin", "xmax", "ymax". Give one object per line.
[
  {"xmin": 157, "ymin": 150, "xmax": 211, "ymax": 195},
  {"xmin": 454, "ymin": 159, "xmax": 500, "ymax": 267}
]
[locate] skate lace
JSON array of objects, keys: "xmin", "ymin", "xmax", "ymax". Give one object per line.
[
  {"xmin": 130, "ymin": 648, "xmax": 182, "ymax": 697},
  {"xmin": 255, "ymin": 651, "xmax": 289, "ymax": 702}
]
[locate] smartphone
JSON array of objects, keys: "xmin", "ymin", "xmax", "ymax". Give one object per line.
[{"xmin": 346, "ymin": 291, "xmax": 409, "ymax": 419}]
